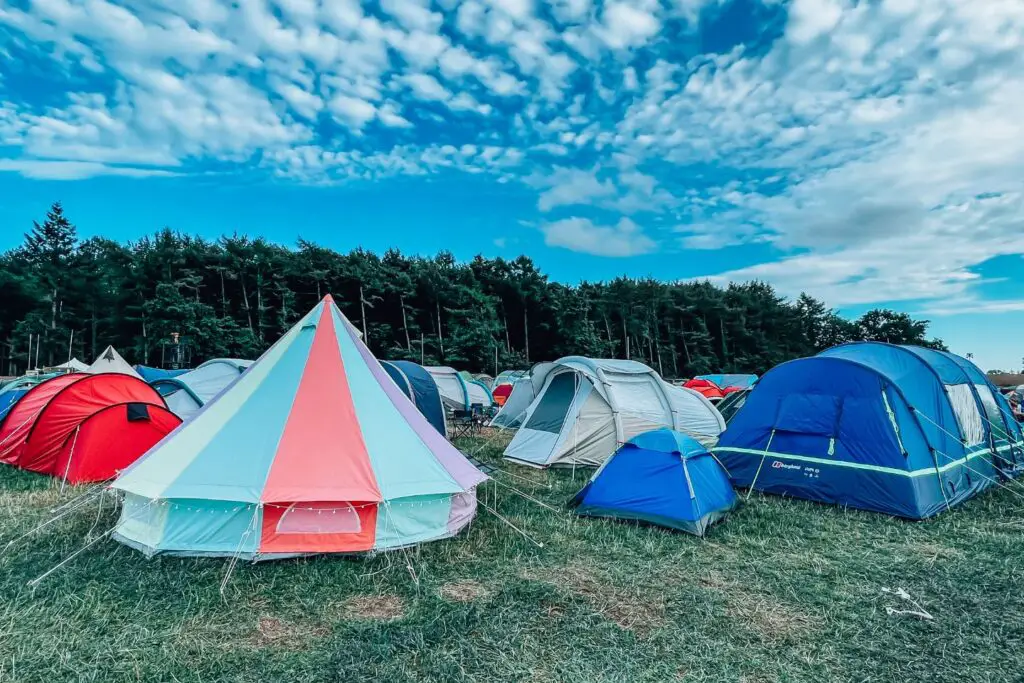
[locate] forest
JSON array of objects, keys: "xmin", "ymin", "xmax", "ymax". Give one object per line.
[{"xmin": 0, "ymin": 203, "xmax": 944, "ymax": 378}]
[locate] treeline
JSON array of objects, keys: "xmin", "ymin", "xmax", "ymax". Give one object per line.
[{"xmin": 0, "ymin": 203, "xmax": 944, "ymax": 377}]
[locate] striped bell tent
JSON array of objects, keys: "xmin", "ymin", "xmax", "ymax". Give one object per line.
[{"xmin": 111, "ymin": 295, "xmax": 487, "ymax": 560}]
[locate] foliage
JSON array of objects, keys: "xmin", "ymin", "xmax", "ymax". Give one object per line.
[{"xmin": 0, "ymin": 203, "xmax": 945, "ymax": 374}]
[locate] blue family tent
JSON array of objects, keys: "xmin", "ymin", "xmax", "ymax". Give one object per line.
[
  {"xmin": 716, "ymin": 343, "xmax": 1024, "ymax": 519},
  {"xmin": 381, "ymin": 360, "xmax": 448, "ymax": 437},
  {"xmin": 570, "ymin": 429, "xmax": 738, "ymax": 536}
]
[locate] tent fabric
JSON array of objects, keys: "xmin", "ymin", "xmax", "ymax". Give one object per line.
[
  {"xmin": 135, "ymin": 365, "xmax": 189, "ymax": 383},
  {"xmin": 0, "ymin": 375, "xmax": 56, "ymax": 419},
  {"xmin": 571, "ymin": 429, "xmax": 738, "ymax": 536},
  {"xmin": 112, "ymin": 295, "xmax": 487, "ymax": 560},
  {"xmin": 85, "ymin": 346, "xmax": 142, "ymax": 379},
  {"xmin": 381, "ymin": 360, "xmax": 447, "ymax": 436},
  {"xmin": 494, "ymin": 370, "xmax": 527, "ymax": 388},
  {"xmin": 715, "ymin": 342, "xmax": 1024, "ymax": 519},
  {"xmin": 0, "ymin": 373, "xmax": 180, "ymax": 483},
  {"xmin": 150, "ymin": 359, "xmax": 252, "ymax": 420},
  {"xmin": 52, "ymin": 358, "xmax": 88, "ymax": 372},
  {"xmin": 425, "ymin": 367, "xmax": 494, "ymax": 410},
  {"xmin": 697, "ymin": 374, "xmax": 758, "ymax": 390},
  {"xmin": 684, "ymin": 378, "xmax": 725, "ymax": 402},
  {"xmin": 502, "ymin": 357, "xmax": 725, "ymax": 468},
  {"xmin": 492, "ymin": 383, "xmax": 514, "ymax": 407}
]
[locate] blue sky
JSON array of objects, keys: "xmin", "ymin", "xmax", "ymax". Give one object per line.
[{"xmin": 1, "ymin": 0, "xmax": 1022, "ymax": 371}]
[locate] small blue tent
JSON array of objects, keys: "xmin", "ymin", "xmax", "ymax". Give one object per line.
[
  {"xmin": 0, "ymin": 388, "xmax": 28, "ymax": 420},
  {"xmin": 716, "ymin": 342, "xmax": 1024, "ymax": 519},
  {"xmin": 570, "ymin": 429, "xmax": 738, "ymax": 536},
  {"xmin": 381, "ymin": 360, "xmax": 448, "ymax": 437}
]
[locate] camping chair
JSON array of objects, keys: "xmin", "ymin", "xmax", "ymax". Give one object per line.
[{"xmin": 450, "ymin": 409, "xmax": 477, "ymax": 439}]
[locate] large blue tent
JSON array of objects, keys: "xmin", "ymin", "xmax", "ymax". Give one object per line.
[
  {"xmin": 571, "ymin": 429, "xmax": 738, "ymax": 536},
  {"xmin": 381, "ymin": 360, "xmax": 448, "ymax": 437},
  {"xmin": 715, "ymin": 342, "xmax": 1024, "ymax": 519}
]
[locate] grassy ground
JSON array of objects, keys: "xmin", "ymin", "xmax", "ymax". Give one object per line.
[{"xmin": 1, "ymin": 431, "xmax": 1023, "ymax": 682}]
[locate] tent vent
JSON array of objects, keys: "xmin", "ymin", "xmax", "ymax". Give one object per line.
[{"xmin": 126, "ymin": 403, "xmax": 151, "ymax": 422}]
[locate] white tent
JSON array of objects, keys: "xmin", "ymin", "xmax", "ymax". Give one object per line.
[
  {"xmin": 85, "ymin": 346, "xmax": 142, "ymax": 379},
  {"xmin": 154, "ymin": 358, "xmax": 252, "ymax": 419},
  {"xmin": 52, "ymin": 358, "xmax": 88, "ymax": 372},
  {"xmin": 424, "ymin": 366, "xmax": 493, "ymax": 411},
  {"xmin": 501, "ymin": 357, "xmax": 725, "ymax": 468}
]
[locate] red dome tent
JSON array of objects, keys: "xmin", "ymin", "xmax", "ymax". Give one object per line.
[
  {"xmin": 682, "ymin": 378, "xmax": 725, "ymax": 402},
  {"xmin": 0, "ymin": 373, "xmax": 180, "ymax": 483}
]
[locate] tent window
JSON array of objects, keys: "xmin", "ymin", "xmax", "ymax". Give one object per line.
[
  {"xmin": 946, "ymin": 384, "xmax": 984, "ymax": 446},
  {"xmin": 276, "ymin": 502, "xmax": 362, "ymax": 534},
  {"xmin": 126, "ymin": 403, "xmax": 151, "ymax": 422},
  {"xmin": 974, "ymin": 384, "xmax": 1009, "ymax": 442},
  {"xmin": 525, "ymin": 372, "xmax": 579, "ymax": 433}
]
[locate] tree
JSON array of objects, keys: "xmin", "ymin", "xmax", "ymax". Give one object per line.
[{"xmin": 22, "ymin": 202, "xmax": 78, "ymax": 364}]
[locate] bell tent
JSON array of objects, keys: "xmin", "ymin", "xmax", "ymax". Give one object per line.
[
  {"xmin": 381, "ymin": 360, "xmax": 447, "ymax": 436},
  {"xmin": 85, "ymin": 346, "xmax": 143, "ymax": 379},
  {"xmin": 500, "ymin": 357, "xmax": 725, "ymax": 468},
  {"xmin": 0, "ymin": 373, "xmax": 180, "ymax": 483},
  {"xmin": 150, "ymin": 358, "xmax": 252, "ymax": 420},
  {"xmin": 111, "ymin": 296, "xmax": 487, "ymax": 560},
  {"xmin": 52, "ymin": 358, "xmax": 89, "ymax": 373},
  {"xmin": 571, "ymin": 429, "xmax": 738, "ymax": 536},
  {"xmin": 716, "ymin": 342, "xmax": 1024, "ymax": 518}
]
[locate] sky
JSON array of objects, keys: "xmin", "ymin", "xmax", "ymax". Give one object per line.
[{"xmin": 0, "ymin": 0, "xmax": 1022, "ymax": 371}]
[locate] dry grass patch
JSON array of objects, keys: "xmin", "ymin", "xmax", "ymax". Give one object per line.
[
  {"xmin": 523, "ymin": 563, "xmax": 666, "ymax": 634},
  {"xmin": 340, "ymin": 594, "xmax": 406, "ymax": 621},
  {"xmin": 698, "ymin": 570, "xmax": 821, "ymax": 641},
  {"xmin": 250, "ymin": 616, "xmax": 329, "ymax": 649},
  {"xmin": 439, "ymin": 580, "xmax": 491, "ymax": 602},
  {"xmin": 909, "ymin": 542, "xmax": 965, "ymax": 563}
]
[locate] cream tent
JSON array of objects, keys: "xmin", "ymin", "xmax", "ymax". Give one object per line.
[
  {"xmin": 85, "ymin": 346, "xmax": 142, "ymax": 379},
  {"xmin": 52, "ymin": 358, "xmax": 88, "ymax": 373},
  {"xmin": 425, "ymin": 366, "xmax": 494, "ymax": 411},
  {"xmin": 501, "ymin": 357, "xmax": 725, "ymax": 468}
]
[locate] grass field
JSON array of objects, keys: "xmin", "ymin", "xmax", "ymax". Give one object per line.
[{"xmin": 1, "ymin": 431, "xmax": 1023, "ymax": 682}]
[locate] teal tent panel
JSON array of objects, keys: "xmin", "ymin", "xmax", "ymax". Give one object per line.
[
  {"xmin": 116, "ymin": 492, "xmax": 171, "ymax": 551},
  {"xmin": 158, "ymin": 500, "xmax": 260, "ymax": 554},
  {"xmin": 374, "ymin": 494, "xmax": 453, "ymax": 548}
]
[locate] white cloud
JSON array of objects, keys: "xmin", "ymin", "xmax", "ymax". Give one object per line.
[
  {"xmin": 786, "ymin": 0, "xmax": 845, "ymax": 44},
  {"xmin": 400, "ymin": 73, "xmax": 452, "ymax": 102},
  {"xmin": 541, "ymin": 216, "xmax": 658, "ymax": 256},
  {"xmin": 328, "ymin": 94, "xmax": 377, "ymax": 129},
  {"xmin": 599, "ymin": 2, "xmax": 661, "ymax": 49},
  {"xmin": 0, "ymin": 159, "xmax": 177, "ymax": 180}
]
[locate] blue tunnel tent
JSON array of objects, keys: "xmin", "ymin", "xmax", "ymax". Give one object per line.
[
  {"xmin": 134, "ymin": 365, "xmax": 189, "ymax": 383},
  {"xmin": 716, "ymin": 342, "xmax": 1024, "ymax": 519},
  {"xmin": 571, "ymin": 429, "xmax": 738, "ymax": 536},
  {"xmin": 381, "ymin": 360, "xmax": 448, "ymax": 437}
]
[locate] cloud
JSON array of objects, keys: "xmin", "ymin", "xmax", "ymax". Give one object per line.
[
  {"xmin": 541, "ymin": 217, "xmax": 657, "ymax": 256},
  {"xmin": 0, "ymin": 159, "xmax": 177, "ymax": 180},
  {"xmin": 0, "ymin": 0, "xmax": 1021, "ymax": 320}
]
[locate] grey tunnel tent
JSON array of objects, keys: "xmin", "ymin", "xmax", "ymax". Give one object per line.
[
  {"xmin": 500, "ymin": 357, "xmax": 726, "ymax": 468},
  {"xmin": 151, "ymin": 358, "xmax": 252, "ymax": 420}
]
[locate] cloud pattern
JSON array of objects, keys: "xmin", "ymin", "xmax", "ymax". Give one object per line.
[{"xmin": 1, "ymin": 0, "xmax": 1022, "ymax": 313}]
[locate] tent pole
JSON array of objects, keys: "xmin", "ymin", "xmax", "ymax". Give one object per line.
[
  {"xmin": 59, "ymin": 426, "xmax": 81, "ymax": 494},
  {"xmin": 746, "ymin": 429, "xmax": 776, "ymax": 501},
  {"xmin": 67, "ymin": 330, "xmax": 74, "ymax": 364}
]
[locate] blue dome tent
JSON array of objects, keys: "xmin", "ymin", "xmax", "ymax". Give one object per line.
[
  {"xmin": 716, "ymin": 343, "xmax": 1024, "ymax": 519},
  {"xmin": 381, "ymin": 360, "xmax": 448, "ymax": 437},
  {"xmin": 570, "ymin": 429, "xmax": 738, "ymax": 536}
]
